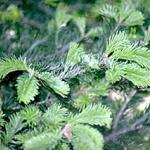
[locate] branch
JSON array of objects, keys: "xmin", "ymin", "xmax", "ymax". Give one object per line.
[
  {"xmin": 105, "ymin": 111, "xmax": 149, "ymax": 142},
  {"xmin": 111, "ymin": 21, "xmax": 122, "ymax": 35},
  {"xmin": 112, "ymin": 90, "xmax": 137, "ymax": 130},
  {"xmin": 22, "ymin": 18, "xmax": 43, "ymax": 29},
  {"xmin": 23, "ymin": 37, "xmax": 47, "ymax": 58}
]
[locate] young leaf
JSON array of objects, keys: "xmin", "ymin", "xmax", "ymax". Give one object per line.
[
  {"xmin": 0, "ymin": 58, "xmax": 28, "ymax": 79},
  {"xmin": 69, "ymin": 103, "xmax": 112, "ymax": 127},
  {"xmin": 66, "ymin": 42, "xmax": 84, "ymax": 67},
  {"xmin": 124, "ymin": 11, "xmax": 144, "ymax": 26},
  {"xmin": 99, "ymin": 4, "xmax": 118, "ymax": 20},
  {"xmin": 106, "ymin": 31, "xmax": 130, "ymax": 55},
  {"xmin": 3, "ymin": 113, "xmax": 24, "ymax": 144},
  {"xmin": 106, "ymin": 63, "xmax": 125, "ymax": 84},
  {"xmin": 23, "ymin": 130, "xmax": 62, "ymax": 150},
  {"xmin": 71, "ymin": 124, "xmax": 104, "ymax": 150},
  {"xmin": 73, "ymin": 16, "xmax": 86, "ymax": 36},
  {"xmin": 20, "ymin": 106, "xmax": 42, "ymax": 127},
  {"xmin": 42, "ymin": 104, "xmax": 67, "ymax": 129},
  {"xmin": 38, "ymin": 72, "xmax": 70, "ymax": 97},
  {"xmin": 56, "ymin": 3, "xmax": 71, "ymax": 28},
  {"xmin": 123, "ymin": 64, "xmax": 150, "ymax": 87},
  {"xmin": 17, "ymin": 74, "xmax": 40, "ymax": 104},
  {"xmin": 111, "ymin": 45, "xmax": 150, "ymax": 69},
  {"xmin": 118, "ymin": 0, "xmax": 135, "ymax": 22}
]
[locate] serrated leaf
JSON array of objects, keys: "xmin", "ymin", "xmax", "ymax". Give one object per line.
[
  {"xmin": 69, "ymin": 103, "xmax": 112, "ymax": 127},
  {"xmin": 0, "ymin": 58, "xmax": 28, "ymax": 79},
  {"xmin": 123, "ymin": 64, "xmax": 150, "ymax": 87},
  {"xmin": 17, "ymin": 75, "xmax": 39, "ymax": 104},
  {"xmin": 3, "ymin": 113, "xmax": 24, "ymax": 144},
  {"xmin": 43, "ymin": 104, "xmax": 67, "ymax": 129},
  {"xmin": 66, "ymin": 42, "xmax": 84, "ymax": 67},
  {"xmin": 111, "ymin": 45, "xmax": 150, "ymax": 69},
  {"xmin": 124, "ymin": 11, "xmax": 144, "ymax": 26},
  {"xmin": 23, "ymin": 130, "xmax": 62, "ymax": 150},
  {"xmin": 106, "ymin": 31, "xmax": 130, "ymax": 55},
  {"xmin": 71, "ymin": 124, "xmax": 104, "ymax": 150},
  {"xmin": 99, "ymin": 4, "xmax": 118, "ymax": 20},
  {"xmin": 106, "ymin": 63, "xmax": 125, "ymax": 84},
  {"xmin": 38, "ymin": 72, "xmax": 70, "ymax": 97}
]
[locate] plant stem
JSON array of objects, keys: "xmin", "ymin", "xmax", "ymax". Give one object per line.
[
  {"xmin": 105, "ymin": 111, "xmax": 149, "ymax": 142},
  {"xmin": 112, "ymin": 90, "xmax": 137, "ymax": 130}
]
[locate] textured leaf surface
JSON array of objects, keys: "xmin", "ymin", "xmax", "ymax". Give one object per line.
[
  {"xmin": 23, "ymin": 131, "xmax": 62, "ymax": 150},
  {"xmin": 39, "ymin": 72, "xmax": 70, "ymax": 97},
  {"xmin": 17, "ymin": 75, "xmax": 39, "ymax": 104},
  {"xmin": 111, "ymin": 46, "xmax": 150, "ymax": 69},
  {"xmin": 0, "ymin": 58, "xmax": 28, "ymax": 79},
  {"xmin": 123, "ymin": 64, "xmax": 150, "ymax": 87},
  {"xmin": 106, "ymin": 31, "xmax": 130, "ymax": 55},
  {"xmin": 43, "ymin": 104, "xmax": 67, "ymax": 128},
  {"xmin": 124, "ymin": 11, "xmax": 144, "ymax": 26},
  {"xmin": 72, "ymin": 124, "xmax": 104, "ymax": 150},
  {"xmin": 70, "ymin": 103, "xmax": 112, "ymax": 126},
  {"xmin": 66, "ymin": 42, "xmax": 84, "ymax": 66},
  {"xmin": 3, "ymin": 114, "xmax": 24, "ymax": 144}
]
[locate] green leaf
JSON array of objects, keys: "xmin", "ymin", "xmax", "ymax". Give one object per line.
[
  {"xmin": 106, "ymin": 31, "xmax": 130, "ymax": 55},
  {"xmin": 20, "ymin": 106, "xmax": 41, "ymax": 127},
  {"xmin": 123, "ymin": 64, "xmax": 150, "ymax": 87},
  {"xmin": 111, "ymin": 45, "xmax": 150, "ymax": 69},
  {"xmin": 43, "ymin": 104, "xmax": 67, "ymax": 129},
  {"xmin": 44, "ymin": 0, "xmax": 58, "ymax": 7},
  {"xmin": 73, "ymin": 94, "xmax": 92, "ymax": 109},
  {"xmin": 69, "ymin": 103, "xmax": 112, "ymax": 127},
  {"xmin": 86, "ymin": 81, "xmax": 109, "ymax": 97},
  {"xmin": 124, "ymin": 11, "xmax": 144, "ymax": 26},
  {"xmin": 38, "ymin": 72, "xmax": 70, "ymax": 97},
  {"xmin": 3, "ymin": 113, "xmax": 24, "ymax": 144},
  {"xmin": 0, "ymin": 4, "xmax": 23, "ymax": 22},
  {"xmin": 0, "ymin": 58, "xmax": 28, "ymax": 79},
  {"xmin": 82, "ymin": 54, "xmax": 99, "ymax": 69},
  {"xmin": 118, "ymin": 0, "xmax": 135, "ymax": 22},
  {"xmin": 56, "ymin": 3, "xmax": 71, "ymax": 28},
  {"xmin": 66, "ymin": 42, "xmax": 84, "ymax": 67},
  {"xmin": 99, "ymin": 4, "xmax": 118, "ymax": 20},
  {"xmin": 17, "ymin": 74, "xmax": 40, "ymax": 104},
  {"xmin": 58, "ymin": 143, "xmax": 70, "ymax": 150},
  {"xmin": 106, "ymin": 63, "xmax": 125, "ymax": 84},
  {"xmin": 73, "ymin": 16, "xmax": 86, "ymax": 36},
  {"xmin": 23, "ymin": 130, "xmax": 62, "ymax": 150},
  {"xmin": 71, "ymin": 124, "xmax": 104, "ymax": 150},
  {"xmin": 106, "ymin": 63, "xmax": 150, "ymax": 87}
]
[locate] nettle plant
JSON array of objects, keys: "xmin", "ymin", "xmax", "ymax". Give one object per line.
[{"xmin": 1, "ymin": 0, "xmax": 150, "ymax": 150}]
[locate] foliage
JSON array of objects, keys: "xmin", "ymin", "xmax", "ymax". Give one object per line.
[{"xmin": 0, "ymin": 0, "xmax": 150, "ymax": 149}]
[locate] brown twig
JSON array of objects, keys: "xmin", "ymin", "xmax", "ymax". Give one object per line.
[
  {"xmin": 105, "ymin": 111, "xmax": 149, "ymax": 142},
  {"xmin": 111, "ymin": 21, "xmax": 122, "ymax": 35},
  {"xmin": 113, "ymin": 90, "xmax": 137, "ymax": 130}
]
